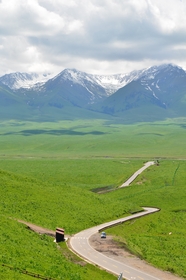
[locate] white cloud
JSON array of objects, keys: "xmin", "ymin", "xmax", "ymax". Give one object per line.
[{"xmin": 0, "ymin": 0, "xmax": 186, "ymax": 75}]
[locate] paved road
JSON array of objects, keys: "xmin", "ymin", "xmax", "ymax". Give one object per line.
[
  {"xmin": 70, "ymin": 161, "xmax": 160, "ymax": 279},
  {"xmin": 119, "ymin": 161, "xmax": 155, "ymax": 187},
  {"xmin": 70, "ymin": 207, "xmax": 160, "ymax": 280}
]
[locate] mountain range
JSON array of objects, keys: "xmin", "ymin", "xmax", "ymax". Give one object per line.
[{"xmin": 0, "ymin": 63, "xmax": 186, "ymax": 122}]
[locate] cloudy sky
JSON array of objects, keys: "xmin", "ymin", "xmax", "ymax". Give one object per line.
[{"xmin": 0, "ymin": 0, "xmax": 186, "ymax": 76}]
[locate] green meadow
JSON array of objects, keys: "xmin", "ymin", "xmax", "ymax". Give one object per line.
[
  {"xmin": 1, "ymin": 118, "xmax": 186, "ymax": 158},
  {"xmin": 1, "ymin": 118, "xmax": 186, "ymax": 279}
]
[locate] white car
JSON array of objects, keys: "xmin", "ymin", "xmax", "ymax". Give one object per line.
[{"xmin": 101, "ymin": 232, "xmax": 106, "ymax": 238}]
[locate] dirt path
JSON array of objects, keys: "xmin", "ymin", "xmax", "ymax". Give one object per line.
[
  {"xmin": 89, "ymin": 233, "xmax": 184, "ymax": 280},
  {"xmin": 18, "ymin": 220, "xmax": 56, "ymax": 237}
]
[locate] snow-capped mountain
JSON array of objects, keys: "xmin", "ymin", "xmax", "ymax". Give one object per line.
[
  {"xmin": 43, "ymin": 63, "xmax": 186, "ymax": 98},
  {"xmin": 0, "ymin": 72, "xmax": 54, "ymax": 90},
  {"xmin": 0, "ymin": 68, "xmax": 146, "ymax": 95},
  {"xmin": 49, "ymin": 68, "xmax": 107, "ymax": 99},
  {"xmin": 1, "ymin": 64, "xmax": 186, "ymax": 96},
  {"xmin": 42, "ymin": 68, "xmax": 151, "ymax": 107},
  {"xmin": 49, "ymin": 68, "xmax": 146, "ymax": 96},
  {"xmin": 93, "ymin": 70, "xmax": 145, "ymax": 95},
  {"xmin": 0, "ymin": 64, "xmax": 184, "ymax": 96},
  {"xmin": 96, "ymin": 63, "xmax": 186, "ymax": 121},
  {"xmin": 42, "ymin": 68, "xmax": 108, "ymax": 107},
  {"xmin": 1, "ymin": 63, "xmax": 186, "ymax": 122},
  {"xmin": 131, "ymin": 63, "xmax": 186, "ymax": 108}
]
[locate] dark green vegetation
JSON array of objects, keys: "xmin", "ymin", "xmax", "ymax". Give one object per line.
[{"xmin": 1, "ymin": 118, "xmax": 186, "ymax": 279}]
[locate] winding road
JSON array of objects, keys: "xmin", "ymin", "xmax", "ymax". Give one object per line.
[{"xmin": 69, "ymin": 161, "xmax": 162, "ymax": 280}]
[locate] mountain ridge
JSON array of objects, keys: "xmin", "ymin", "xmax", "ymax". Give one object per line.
[
  {"xmin": 0, "ymin": 72, "xmax": 54, "ymax": 90},
  {"xmin": 0, "ymin": 67, "xmax": 147, "ymax": 94},
  {"xmin": 0, "ymin": 63, "xmax": 184, "ymax": 96},
  {"xmin": 95, "ymin": 64, "xmax": 186, "ymax": 120},
  {"xmin": 0, "ymin": 63, "xmax": 186, "ymax": 122}
]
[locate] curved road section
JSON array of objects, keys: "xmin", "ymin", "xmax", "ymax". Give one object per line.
[
  {"xmin": 119, "ymin": 161, "xmax": 155, "ymax": 188},
  {"xmin": 70, "ymin": 207, "xmax": 160, "ymax": 280},
  {"xmin": 70, "ymin": 162, "xmax": 160, "ymax": 280}
]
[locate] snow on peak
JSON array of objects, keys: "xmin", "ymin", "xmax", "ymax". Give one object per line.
[
  {"xmin": 0, "ymin": 72, "xmax": 55, "ymax": 90},
  {"xmin": 91, "ymin": 69, "xmax": 147, "ymax": 95},
  {"xmin": 139, "ymin": 63, "xmax": 185, "ymax": 81},
  {"xmin": 52, "ymin": 68, "xmax": 146, "ymax": 95},
  {"xmin": 0, "ymin": 64, "xmax": 185, "ymax": 95}
]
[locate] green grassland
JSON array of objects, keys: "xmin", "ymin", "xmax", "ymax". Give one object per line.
[
  {"xmin": 0, "ymin": 117, "xmax": 186, "ymax": 158},
  {"xmin": 106, "ymin": 160, "xmax": 186, "ymax": 277},
  {"xmin": 1, "ymin": 118, "xmax": 186, "ymax": 279}
]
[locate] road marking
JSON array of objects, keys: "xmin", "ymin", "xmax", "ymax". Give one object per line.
[
  {"xmin": 137, "ymin": 276, "xmax": 144, "ymax": 280},
  {"xmin": 74, "ymin": 237, "xmax": 88, "ymax": 239}
]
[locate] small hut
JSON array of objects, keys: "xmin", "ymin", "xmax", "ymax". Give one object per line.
[{"xmin": 56, "ymin": 228, "xmax": 65, "ymax": 242}]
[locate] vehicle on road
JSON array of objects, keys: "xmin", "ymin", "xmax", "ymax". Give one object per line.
[{"xmin": 101, "ymin": 232, "xmax": 106, "ymax": 238}]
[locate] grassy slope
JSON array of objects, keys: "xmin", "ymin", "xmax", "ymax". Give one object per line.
[
  {"xmin": 106, "ymin": 160, "xmax": 186, "ymax": 277},
  {"xmin": 1, "ymin": 118, "xmax": 186, "ymax": 279}
]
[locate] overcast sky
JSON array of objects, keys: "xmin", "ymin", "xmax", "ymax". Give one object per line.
[{"xmin": 0, "ymin": 0, "xmax": 186, "ymax": 76}]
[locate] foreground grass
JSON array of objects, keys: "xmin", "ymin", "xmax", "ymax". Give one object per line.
[
  {"xmin": 0, "ymin": 158, "xmax": 142, "ymax": 280},
  {"xmin": 0, "ymin": 217, "xmax": 116, "ymax": 280},
  {"xmin": 1, "ymin": 118, "xmax": 186, "ymax": 279}
]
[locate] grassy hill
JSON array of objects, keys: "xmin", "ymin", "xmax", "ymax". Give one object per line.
[{"xmin": 1, "ymin": 118, "xmax": 186, "ymax": 279}]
